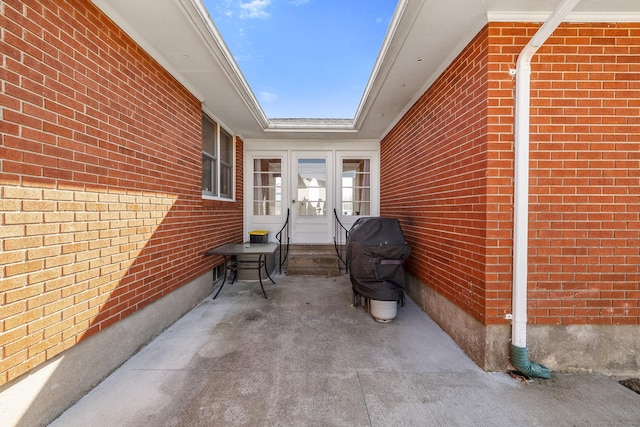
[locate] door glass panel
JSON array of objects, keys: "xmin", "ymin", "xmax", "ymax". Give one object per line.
[
  {"xmin": 341, "ymin": 159, "xmax": 370, "ymax": 216},
  {"xmin": 297, "ymin": 158, "xmax": 327, "ymax": 216},
  {"xmin": 253, "ymin": 158, "xmax": 282, "ymax": 215}
]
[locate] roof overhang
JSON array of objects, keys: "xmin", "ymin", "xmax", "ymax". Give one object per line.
[{"xmin": 92, "ymin": 0, "xmax": 640, "ymax": 142}]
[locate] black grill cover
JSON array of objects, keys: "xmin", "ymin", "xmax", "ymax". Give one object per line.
[{"xmin": 347, "ymin": 217, "xmax": 411, "ymax": 301}]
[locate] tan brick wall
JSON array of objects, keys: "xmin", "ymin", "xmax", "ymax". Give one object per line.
[
  {"xmin": 381, "ymin": 22, "xmax": 640, "ymax": 327},
  {"xmin": 0, "ymin": 0, "xmax": 243, "ymax": 386}
]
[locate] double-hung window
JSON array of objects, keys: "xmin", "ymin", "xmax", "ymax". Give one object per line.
[{"xmin": 202, "ymin": 113, "xmax": 234, "ymax": 199}]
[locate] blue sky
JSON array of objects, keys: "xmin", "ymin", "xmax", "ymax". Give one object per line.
[{"xmin": 203, "ymin": 0, "xmax": 397, "ymax": 119}]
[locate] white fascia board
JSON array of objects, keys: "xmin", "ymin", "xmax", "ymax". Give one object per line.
[{"xmin": 488, "ymin": 11, "xmax": 640, "ymax": 22}]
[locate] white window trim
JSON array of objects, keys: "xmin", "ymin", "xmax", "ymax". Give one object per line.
[{"xmin": 202, "ymin": 110, "xmax": 236, "ymax": 202}]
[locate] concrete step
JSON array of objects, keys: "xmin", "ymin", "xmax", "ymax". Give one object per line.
[
  {"xmin": 286, "ymin": 245, "xmax": 341, "ymax": 276},
  {"xmin": 288, "ymin": 244, "xmax": 337, "ymax": 255},
  {"xmin": 286, "ymin": 266, "xmax": 341, "ymax": 276}
]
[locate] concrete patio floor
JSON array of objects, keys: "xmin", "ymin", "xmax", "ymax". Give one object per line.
[{"xmin": 51, "ymin": 273, "xmax": 640, "ymax": 426}]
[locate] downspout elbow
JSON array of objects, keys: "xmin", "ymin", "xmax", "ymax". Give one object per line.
[{"xmin": 510, "ymin": 343, "xmax": 552, "ymax": 379}]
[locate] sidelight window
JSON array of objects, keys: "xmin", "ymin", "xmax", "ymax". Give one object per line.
[
  {"xmin": 252, "ymin": 158, "xmax": 282, "ymax": 215},
  {"xmin": 341, "ymin": 159, "xmax": 370, "ymax": 216}
]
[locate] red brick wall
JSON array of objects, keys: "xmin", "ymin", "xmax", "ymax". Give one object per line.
[
  {"xmin": 381, "ymin": 22, "xmax": 640, "ymax": 327},
  {"xmin": 0, "ymin": 0, "xmax": 243, "ymax": 386},
  {"xmin": 496, "ymin": 22, "xmax": 640, "ymax": 326},
  {"xmin": 381, "ymin": 28, "xmax": 491, "ymax": 323}
]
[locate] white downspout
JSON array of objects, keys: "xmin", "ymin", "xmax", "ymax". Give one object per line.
[{"xmin": 511, "ymin": 0, "xmax": 581, "ymax": 378}]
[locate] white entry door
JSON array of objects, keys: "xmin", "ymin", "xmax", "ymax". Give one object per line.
[
  {"xmin": 244, "ymin": 143, "xmax": 379, "ymax": 246},
  {"xmin": 291, "ymin": 152, "xmax": 333, "ymax": 243}
]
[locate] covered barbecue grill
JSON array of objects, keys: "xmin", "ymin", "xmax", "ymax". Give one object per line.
[{"xmin": 347, "ymin": 217, "xmax": 411, "ymax": 322}]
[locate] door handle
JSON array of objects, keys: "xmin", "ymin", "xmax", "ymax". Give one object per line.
[{"xmin": 292, "ymin": 200, "xmax": 296, "ymax": 204}]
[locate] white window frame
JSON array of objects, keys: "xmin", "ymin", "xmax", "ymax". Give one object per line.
[
  {"xmin": 202, "ymin": 112, "xmax": 235, "ymax": 201},
  {"xmin": 251, "ymin": 157, "xmax": 283, "ymax": 216},
  {"xmin": 340, "ymin": 157, "xmax": 372, "ymax": 217}
]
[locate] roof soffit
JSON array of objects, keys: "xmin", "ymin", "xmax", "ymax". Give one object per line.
[{"xmin": 90, "ymin": 0, "xmax": 640, "ymax": 142}]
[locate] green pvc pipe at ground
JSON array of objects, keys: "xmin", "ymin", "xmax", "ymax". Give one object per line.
[{"xmin": 510, "ymin": 344, "xmax": 552, "ymax": 379}]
